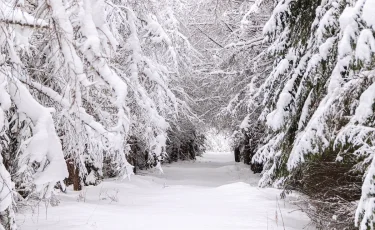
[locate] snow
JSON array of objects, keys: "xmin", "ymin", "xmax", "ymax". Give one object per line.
[
  {"xmin": 263, "ymin": 0, "xmax": 292, "ymax": 37},
  {"xmin": 356, "ymin": 153, "xmax": 375, "ymax": 230},
  {"xmin": 8, "ymin": 78, "xmax": 68, "ymax": 193},
  {"xmin": 91, "ymin": 0, "xmax": 118, "ymax": 51},
  {"xmin": 80, "ymin": 0, "xmax": 101, "ymax": 55},
  {"xmin": 353, "ymin": 76, "xmax": 375, "ymax": 123},
  {"xmin": 0, "ymin": 161, "xmax": 12, "ymax": 212},
  {"xmin": 266, "ymin": 72, "xmax": 296, "ymax": 130},
  {"xmin": 319, "ymin": 37, "xmax": 336, "ymax": 60},
  {"xmin": 339, "ymin": 6, "xmax": 357, "ymax": 33},
  {"xmin": 297, "ymin": 90, "xmax": 312, "ymax": 130},
  {"xmin": 205, "ymin": 129, "xmax": 231, "ymax": 152},
  {"xmin": 362, "ymin": 0, "xmax": 375, "ymax": 29},
  {"xmin": 145, "ymin": 15, "xmax": 172, "ymax": 45},
  {"xmin": 0, "ymin": 2, "xmax": 48, "ymax": 28},
  {"xmin": 240, "ymin": 114, "xmax": 250, "ymax": 130},
  {"xmin": 266, "ymin": 52, "xmax": 311, "ymax": 131},
  {"xmin": 0, "ymin": 75, "xmax": 11, "ymax": 131},
  {"xmin": 316, "ymin": 8, "xmax": 336, "ymax": 43},
  {"xmin": 356, "ymin": 29, "xmax": 375, "ymax": 63},
  {"xmin": 17, "ymin": 152, "xmax": 314, "ymax": 230}
]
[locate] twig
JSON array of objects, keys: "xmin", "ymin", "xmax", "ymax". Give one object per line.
[{"xmin": 276, "ymin": 196, "xmax": 286, "ymax": 230}]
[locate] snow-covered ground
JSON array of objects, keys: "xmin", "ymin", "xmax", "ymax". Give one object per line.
[{"xmin": 16, "ymin": 152, "xmax": 314, "ymax": 230}]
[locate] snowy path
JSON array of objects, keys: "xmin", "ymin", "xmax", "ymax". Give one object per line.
[{"xmin": 17, "ymin": 152, "xmax": 314, "ymax": 230}]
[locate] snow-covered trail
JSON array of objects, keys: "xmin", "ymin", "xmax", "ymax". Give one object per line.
[{"xmin": 17, "ymin": 152, "xmax": 314, "ymax": 230}]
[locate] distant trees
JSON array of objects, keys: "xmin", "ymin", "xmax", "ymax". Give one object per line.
[
  {"xmin": 184, "ymin": 0, "xmax": 271, "ymax": 170},
  {"xmin": 186, "ymin": 0, "xmax": 271, "ymax": 126}
]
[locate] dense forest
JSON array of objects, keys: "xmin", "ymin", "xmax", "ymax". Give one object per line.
[{"xmin": 1, "ymin": 0, "xmax": 375, "ymax": 229}]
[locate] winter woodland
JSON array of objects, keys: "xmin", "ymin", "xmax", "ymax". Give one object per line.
[{"xmin": 1, "ymin": 0, "xmax": 375, "ymax": 229}]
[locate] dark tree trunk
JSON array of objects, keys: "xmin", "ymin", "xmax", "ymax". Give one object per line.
[
  {"xmin": 128, "ymin": 136, "xmax": 139, "ymax": 174},
  {"xmin": 66, "ymin": 159, "xmax": 82, "ymax": 191},
  {"xmin": 241, "ymin": 128, "xmax": 264, "ymax": 173},
  {"xmin": 73, "ymin": 166, "xmax": 81, "ymax": 191},
  {"xmin": 251, "ymin": 163, "xmax": 263, "ymax": 173},
  {"xmin": 243, "ymin": 143, "xmax": 251, "ymax": 165},
  {"xmin": 234, "ymin": 147, "xmax": 240, "ymax": 162}
]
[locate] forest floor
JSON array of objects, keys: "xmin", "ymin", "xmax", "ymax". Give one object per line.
[{"xmin": 16, "ymin": 152, "xmax": 315, "ymax": 230}]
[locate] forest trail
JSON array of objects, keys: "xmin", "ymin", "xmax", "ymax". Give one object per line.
[{"xmin": 17, "ymin": 152, "xmax": 314, "ymax": 230}]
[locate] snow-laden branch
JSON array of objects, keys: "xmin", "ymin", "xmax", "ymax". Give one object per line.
[
  {"xmin": 22, "ymin": 79, "xmax": 113, "ymax": 138},
  {"xmin": 8, "ymin": 74, "xmax": 68, "ymax": 195},
  {"xmin": 0, "ymin": 1, "xmax": 49, "ymax": 28}
]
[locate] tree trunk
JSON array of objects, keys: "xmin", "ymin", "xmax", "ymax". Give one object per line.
[
  {"xmin": 243, "ymin": 144, "xmax": 251, "ymax": 165},
  {"xmin": 66, "ymin": 159, "xmax": 82, "ymax": 191},
  {"xmin": 234, "ymin": 147, "xmax": 240, "ymax": 162},
  {"xmin": 73, "ymin": 165, "xmax": 81, "ymax": 191}
]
